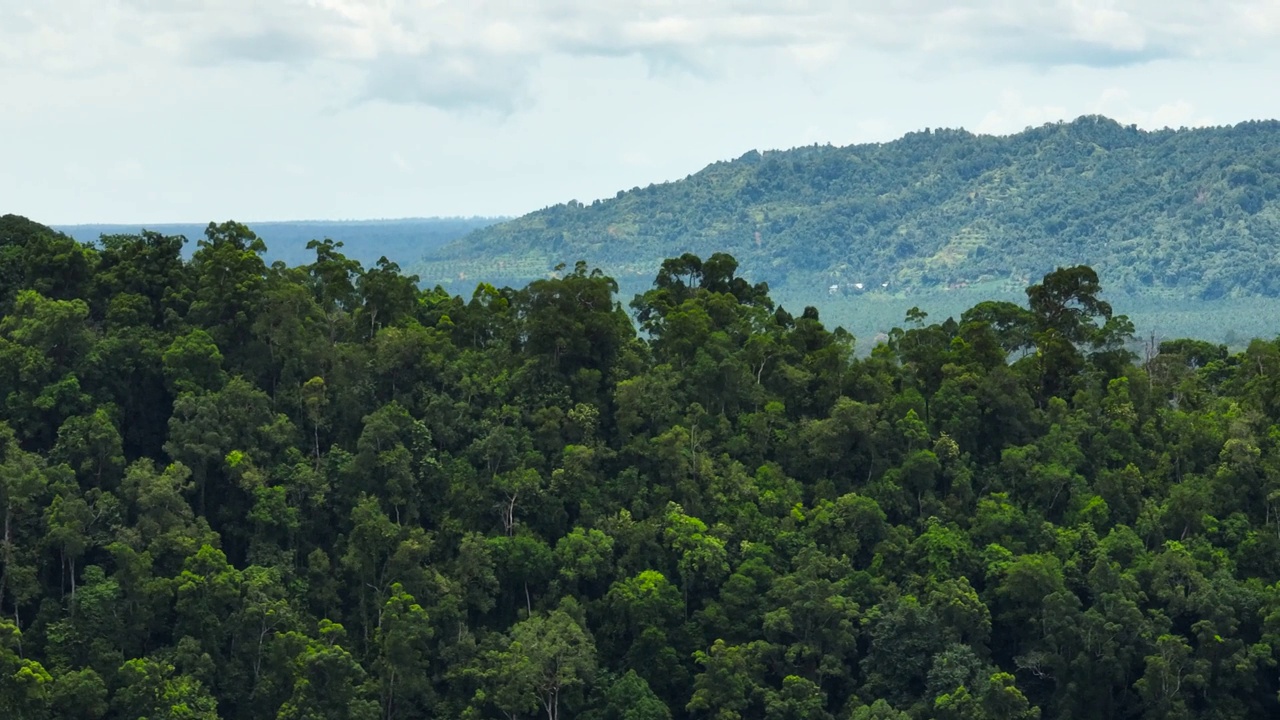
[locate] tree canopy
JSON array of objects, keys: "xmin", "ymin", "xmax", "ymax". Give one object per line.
[{"xmin": 3, "ymin": 215, "xmax": 1280, "ymax": 719}]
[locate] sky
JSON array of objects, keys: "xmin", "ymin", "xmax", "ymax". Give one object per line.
[{"xmin": 4, "ymin": 1, "xmax": 1280, "ymax": 224}]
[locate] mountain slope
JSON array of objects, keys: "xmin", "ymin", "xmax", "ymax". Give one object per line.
[{"xmin": 414, "ymin": 116, "xmax": 1280, "ymax": 299}]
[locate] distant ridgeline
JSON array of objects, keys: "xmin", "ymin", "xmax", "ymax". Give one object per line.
[
  {"xmin": 414, "ymin": 116, "xmax": 1280, "ymax": 300},
  {"xmin": 56, "ymin": 217, "xmax": 503, "ymax": 269}
]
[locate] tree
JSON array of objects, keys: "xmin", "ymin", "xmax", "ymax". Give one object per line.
[
  {"xmin": 1025, "ymin": 266, "xmax": 1132, "ymax": 398},
  {"xmin": 339, "ymin": 495, "xmax": 432, "ymax": 649},
  {"xmin": 42, "ymin": 473, "xmax": 100, "ymax": 599},
  {"xmin": 0, "ymin": 216, "xmax": 95, "ymax": 312},
  {"xmin": 0, "ymin": 290, "xmax": 94, "ymax": 448},
  {"xmin": 357, "ymin": 258, "xmax": 419, "ymax": 338},
  {"xmin": 934, "ymin": 672, "xmax": 1040, "ymax": 720},
  {"xmin": 687, "ymin": 639, "xmax": 766, "ymax": 720},
  {"xmin": 0, "ymin": 620, "xmax": 52, "ymax": 719},
  {"xmin": 162, "ymin": 329, "xmax": 227, "ymax": 395},
  {"xmin": 596, "ymin": 670, "xmax": 671, "ymax": 720},
  {"xmin": 475, "ymin": 601, "xmax": 597, "ymax": 720},
  {"xmin": 47, "ymin": 667, "xmax": 108, "ymax": 720},
  {"xmin": 520, "ymin": 261, "xmax": 632, "ymax": 384},
  {"xmin": 164, "ymin": 376, "xmax": 277, "ymax": 519},
  {"xmin": 276, "ymin": 621, "xmax": 378, "ymax": 720},
  {"xmin": 860, "ymin": 594, "xmax": 945, "ymax": 709},
  {"xmin": 961, "ymin": 301, "xmax": 1034, "ymax": 355},
  {"xmin": 232, "ymin": 564, "xmax": 297, "ymax": 710},
  {"xmin": 0, "ymin": 424, "xmax": 47, "ymax": 625},
  {"xmin": 554, "ymin": 526, "xmax": 615, "ymax": 597},
  {"xmin": 764, "ymin": 675, "xmax": 832, "ymax": 720},
  {"xmin": 601, "ymin": 570, "xmax": 687, "ymax": 705},
  {"xmin": 51, "ymin": 408, "xmax": 124, "ymax": 489},
  {"xmin": 762, "ymin": 547, "xmax": 860, "ymax": 682},
  {"xmin": 114, "ymin": 657, "xmax": 220, "ymax": 720},
  {"xmin": 187, "ymin": 221, "xmax": 268, "ymax": 355},
  {"xmin": 306, "ymin": 239, "xmax": 362, "ymax": 316},
  {"xmin": 1027, "ymin": 267, "xmax": 1111, "ymax": 345},
  {"xmin": 374, "ymin": 584, "xmax": 434, "ymax": 720},
  {"xmin": 664, "ymin": 504, "xmax": 729, "ymax": 616},
  {"xmin": 92, "ymin": 229, "xmax": 190, "ymax": 326},
  {"xmin": 1134, "ymin": 634, "xmax": 1204, "ymax": 720},
  {"xmin": 174, "ymin": 545, "xmax": 242, "ymax": 668}
]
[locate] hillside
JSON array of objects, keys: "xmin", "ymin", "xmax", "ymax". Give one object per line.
[
  {"xmin": 414, "ymin": 116, "xmax": 1280, "ymax": 300},
  {"xmin": 10, "ymin": 209, "xmax": 1280, "ymax": 717},
  {"xmin": 57, "ymin": 217, "xmax": 503, "ymax": 268}
]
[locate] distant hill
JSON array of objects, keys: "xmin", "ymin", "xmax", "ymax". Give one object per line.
[
  {"xmin": 413, "ymin": 116, "xmax": 1280, "ymax": 301},
  {"xmin": 57, "ymin": 217, "xmax": 504, "ymax": 269}
]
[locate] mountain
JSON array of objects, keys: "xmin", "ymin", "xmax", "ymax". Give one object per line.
[
  {"xmin": 56, "ymin": 217, "xmax": 504, "ymax": 269},
  {"xmin": 413, "ymin": 116, "xmax": 1280, "ymax": 301}
]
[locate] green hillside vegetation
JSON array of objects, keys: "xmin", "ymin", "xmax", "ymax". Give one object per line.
[
  {"xmin": 8, "ymin": 214, "xmax": 1280, "ymax": 718},
  {"xmin": 414, "ymin": 116, "xmax": 1280, "ymax": 303}
]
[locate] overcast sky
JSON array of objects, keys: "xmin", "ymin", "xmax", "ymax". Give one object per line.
[{"xmin": 4, "ymin": 1, "xmax": 1280, "ymax": 224}]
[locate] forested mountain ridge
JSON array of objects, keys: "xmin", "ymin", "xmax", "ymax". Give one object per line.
[
  {"xmin": 416, "ymin": 116, "xmax": 1280, "ymax": 298},
  {"xmin": 8, "ymin": 213, "xmax": 1280, "ymax": 719}
]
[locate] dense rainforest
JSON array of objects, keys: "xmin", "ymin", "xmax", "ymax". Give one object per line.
[
  {"xmin": 415, "ymin": 116, "xmax": 1280, "ymax": 301},
  {"xmin": 6, "ymin": 212, "xmax": 1280, "ymax": 720}
]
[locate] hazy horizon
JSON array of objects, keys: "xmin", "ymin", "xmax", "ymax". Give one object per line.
[
  {"xmin": 35, "ymin": 115, "xmax": 1278, "ymax": 227},
  {"xmin": 50, "ymin": 216, "xmax": 511, "ymax": 227}
]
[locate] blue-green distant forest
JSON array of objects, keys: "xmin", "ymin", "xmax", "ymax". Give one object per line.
[{"xmin": 57, "ymin": 218, "xmax": 503, "ymax": 269}]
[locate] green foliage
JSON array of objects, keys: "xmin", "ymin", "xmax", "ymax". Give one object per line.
[{"xmin": 5, "ymin": 220, "xmax": 1280, "ymax": 719}]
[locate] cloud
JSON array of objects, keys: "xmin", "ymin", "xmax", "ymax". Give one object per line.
[
  {"xmin": 5, "ymin": 1, "xmax": 1279, "ymax": 112},
  {"xmin": 1091, "ymin": 88, "xmax": 1215, "ymax": 128},
  {"xmin": 975, "ymin": 91, "xmax": 1070, "ymax": 135},
  {"xmin": 355, "ymin": 51, "xmax": 534, "ymax": 114},
  {"xmin": 188, "ymin": 28, "xmax": 324, "ymax": 66},
  {"xmin": 975, "ymin": 87, "xmax": 1217, "ymax": 136}
]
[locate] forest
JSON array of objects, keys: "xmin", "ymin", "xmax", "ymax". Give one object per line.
[
  {"xmin": 5, "ymin": 212, "xmax": 1280, "ymax": 720},
  {"xmin": 415, "ymin": 116, "xmax": 1280, "ymax": 302}
]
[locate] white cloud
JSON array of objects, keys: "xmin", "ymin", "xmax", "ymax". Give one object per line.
[
  {"xmin": 5, "ymin": 1, "xmax": 1279, "ymax": 112},
  {"xmin": 1091, "ymin": 87, "xmax": 1215, "ymax": 128},
  {"xmin": 1061, "ymin": 1, "xmax": 1147, "ymax": 51},
  {"xmin": 789, "ymin": 42, "xmax": 842, "ymax": 71},
  {"xmin": 975, "ymin": 91, "xmax": 1070, "ymax": 135},
  {"xmin": 974, "ymin": 85, "xmax": 1218, "ymax": 137},
  {"xmin": 4, "ymin": 1, "xmax": 1280, "ymax": 224}
]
